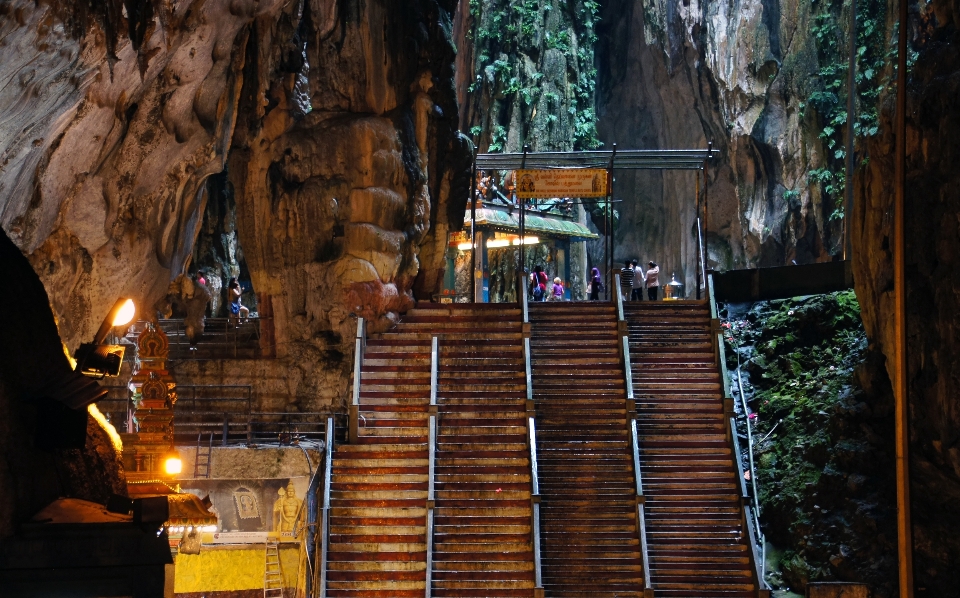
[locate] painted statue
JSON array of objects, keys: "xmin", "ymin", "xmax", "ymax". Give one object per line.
[{"xmin": 273, "ymin": 482, "xmax": 302, "ymax": 535}]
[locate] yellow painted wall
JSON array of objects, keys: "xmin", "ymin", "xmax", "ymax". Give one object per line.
[{"xmin": 173, "ymin": 546, "xmax": 300, "ymax": 593}]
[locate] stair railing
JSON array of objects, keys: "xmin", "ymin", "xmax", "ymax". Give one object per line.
[
  {"xmin": 696, "ymin": 217, "xmax": 707, "ymax": 300},
  {"xmin": 528, "ymin": 414, "xmax": 543, "ymax": 595},
  {"xmin": 631, "ymin": 420, "xmax": 654, "ymax": 597},
  {"xmin": 618, "ymin": 274, "xmax": 653, "ymax": 597},
  {"xmin": 350, "ymin": 317, "xmax": 366, "ymax": 443},
  {"xmin": 520, "ymin": 277, "xmax": 544, "ymax": 596},
  {"xmin": 426, "ymin": 336, "xmax": 439, "ymax": 598},
  {"xmin": 318, "ymin": 417, "xmax": 334, "ymax": 598},
  {"xmin": 709, "ymin": 275, "xmax": 770, "ymax": 597}
]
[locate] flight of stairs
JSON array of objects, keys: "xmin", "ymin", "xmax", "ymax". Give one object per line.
[
  {"xmin": 421, "ymin": 304, "xmax": 536, "ymax": 597},
  {"xmin": 625, "ymin": 301, "xmax": 757, "ymax": 598},
  {"xmin": 326, "ymin": 330, "xmax": 431, "ymax": 597},
  {"xmin": 528, "ymin": 302, "xmax": 646, "ymax": 598},
  {"xmin": 325, "ymin": 303, "xmax": 535, "ymax": 597}
]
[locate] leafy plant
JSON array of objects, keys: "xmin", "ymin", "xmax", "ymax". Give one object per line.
[{"xmin": 806, "ymin": 0, "xmax": 890, "ymax": 220}]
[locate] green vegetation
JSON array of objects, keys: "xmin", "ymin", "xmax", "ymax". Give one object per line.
[
  {"xmin": 806, "ymin": 0, "xmax": 889, "ymax": 220},
  {"xmin": 722, "ymin": 291, "xmax": 896, "ymax": 593},
  {"xmin": 468, "ymin": 0, "xmax": 601, "ymax": 150}
]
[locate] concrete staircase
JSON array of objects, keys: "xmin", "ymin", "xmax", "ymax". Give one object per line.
[
  {"xmin": 626, "ymin": 301, "xmax": 757, "ymax": 598},
  {"xmin": 528, "ymin": 302, "xmax": 646, "ymax": 598},
  {"xmin": 324, "ymin": 298, "xmax": 764, "ymax": 598},
  {"xmin": 414, "ymin": 304, "xmax": 536, "ymax": 597},
  {"xmin": 325, "ymin": 303, "xmax": 535, "ymax": 597},
  {"xmin": 325, "ymin": 329, "xmax": 431, "ymax": 597}
]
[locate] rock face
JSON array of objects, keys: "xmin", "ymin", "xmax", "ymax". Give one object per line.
[
  {"xmin": 0, "ymin": 0, "xmax": 470, "ymax": 411},
  {"xmin": 853, "ymin": 0, "xmax": 960, "ymax": 592},
  {"xmin": 595, "ymin": 0, "xmax": 865, "ymax": 284}
]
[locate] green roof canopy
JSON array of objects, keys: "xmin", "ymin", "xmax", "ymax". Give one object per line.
[{"xmin": 467, "ymin": 208, "xmax": 599, "ymax": 240}]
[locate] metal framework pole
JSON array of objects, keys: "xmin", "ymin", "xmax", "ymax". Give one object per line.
[
  {"xmin": 696, "ymin": 169, "xmax": 702, "ymax": 300},
  {"xmin": 894, "ymin": 0, "xmax": 914, "ymax": 592},
  {"xmin": 844, "ymin": 0, "xmax": 858, "ymax": 261},
  {"xmin": 704, "ymin": 142, "xmax": 712, "ymax": 272},
  {"xmin": 519, "ymin": 146, "xmax": 529, "ymax": 302},
  {"xmin": 470, "ymin": 152, "xmax": 478, "ymax": 303},
  {"xmin": 607, "ymin": 144, "xmax": 617, "ymax": 301}
]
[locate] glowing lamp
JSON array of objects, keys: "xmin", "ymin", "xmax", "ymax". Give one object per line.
[
  {"xmin": 164, "ymin": 454, "xmax": 183, "ymax": 476},
  {"xmin": 93, "ymin": 297, "xmax": 136, "ymax": 344},
  {"xmin": 76, "ymin": 297, "xmax": 136, "ymax": 379},
  {"xmin": 111, "ymin": 298, "xmax": 136, "ymax": 327}
]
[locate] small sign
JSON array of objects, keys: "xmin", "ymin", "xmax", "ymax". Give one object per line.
[{"xmin": 515, "ymin": 168, "xmax": 608, "ymax": 199}]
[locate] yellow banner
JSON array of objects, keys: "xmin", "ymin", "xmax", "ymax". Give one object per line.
[{"xmin": 515, "ymin": 168, "xmax": 608, "ymax": 198}]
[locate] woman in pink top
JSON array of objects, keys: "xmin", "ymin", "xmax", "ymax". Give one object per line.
[{"xmin": 645, "ymin": 262, "xmax": 660, "ymax": 300}]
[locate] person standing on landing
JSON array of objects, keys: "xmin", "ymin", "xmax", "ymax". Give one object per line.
[
  {"xmin": 630, "ymin": 260, "xmax": 643, "ymax": 301},
  {"xmin": 644, "ymin": 261, "xmax": 660, "ymax": 301},
  {"xmin": 551, "ymin": 277, "xmax": 565, "ymax": 301},
  {"xmin": 589, "ymin": 267, "xmax": 602, "ymax": 300},
  {"xmin": 228, "ymin": 277, "xmax": 250, "ymax": 322},
  {"xmin": 530, "ymin": 265, "xmax": 548, "ymax": 301},
  {"xmin": 620, "ymin": 260, "xmax": 635, "ymax": 301}
]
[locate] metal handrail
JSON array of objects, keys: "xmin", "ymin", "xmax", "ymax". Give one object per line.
[
  {"xmin": 318, "ymin": 418, "xmax": 333, "ymax": 598},
  {"xmin": 523, "ymin": 307, "xmax": 543, "ymax": 594},
  {"xmin": 151, "ymin": 318, "xmax": 268, "ymax": 360},
  {"xmin": 173, "ymin": 411, "xmax": 337, "ymax": 446},
  {"xmin": 519, "ymin": 272, "xmax": 529, "ymax": 321},
  {"xmin": 529, "ymin": 416, "xmax": 543, "ymax": 591},
  {"xmin": 631, "ymin": 420, "xmax": 654, "ymax": 594},
  {"xmin": 730, "ymin": 418, "xmax": 749, "ymax": 500},
  {"xmin": 352, "ymin": 317, "xmax": 366, "ymax": 407},
  {"xmin": 430, "ymin": 336, "xmax": 438, "ymax": 406},
  {"xmin": 615, "ymin": 274, "xmax": 635, "ymax": 401},
  {"xmin": 697, "ymin": 217, "xmax": 707, "ymax": 299},
  {"xmin": 620, "ymin": 281, "xmax": 652, "ymax": 595},
  {"xmin": 615, "ymin": 273, "xmax": 625, "ymax": 320},
  {"xmin": 708, "ymin": 274, "xmax": 768, "ymax": 593},
  {"xmin": 349, "ymin": 318, "xmax": 366, "ymax": 443}
]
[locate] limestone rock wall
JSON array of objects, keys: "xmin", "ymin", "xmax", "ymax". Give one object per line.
[
  {"xmin": 1, "ymin": 0, "xmax": 470, "ymax": 412},
  {"xmin": 595, "ymin": 0, "xmax": 853, "ymax": 286},
  {"xmin": 0, "ymin": 0, "xmax": 292, "ymax": 352},
  {"xmin": 852, "ymin": 0, "xmax": 960, "ymax": 591}
]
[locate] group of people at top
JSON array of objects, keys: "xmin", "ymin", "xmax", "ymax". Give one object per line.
[
  {"xmin": 529, "ymin": 265, "xmax": 565, "ymax": 301},
  {"xmin": 587, "ymin": 260, "xmax": 660, "ymax": 301},
  {"xmin": 529, "ymin": 260, "xmax": 660, "ymax": 302}
]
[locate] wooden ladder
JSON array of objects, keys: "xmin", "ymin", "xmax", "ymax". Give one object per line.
[
  {"xmin": 263, "ymin": 537, "xmax": 284, "ymax": 598},
  {"xmin": 193, "ymin": 432, "xmax": 213, "ymax": 478}
]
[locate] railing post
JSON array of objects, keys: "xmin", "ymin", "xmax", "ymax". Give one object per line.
[
  {"xmin": 350, "ymin": 317, "xmax": 365, "ymax": 443},
  {"xmin": 318, "ymin": 417, "xmax": 333, "ymax": 598},
  {"xmin": 528, "ymin": 416, "xmax": 543, "ymax": 594},
  {"xmin": 519, "ymin": 272, "xmax": 529, "ymax": 320},
  {"xmin": 430, "ymin": 336, "xmax": 438, "ymax": 407},
  {"xmin": 629, "ymin": 420, "xmax": 654, "ymax": 596},
  {"xmin": 615, "ymin": 272, "xmax": 624, "ymax": 319}
]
